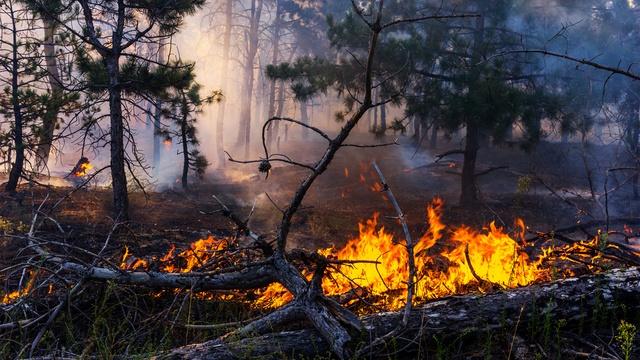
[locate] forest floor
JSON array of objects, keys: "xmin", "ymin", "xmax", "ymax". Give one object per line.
[{"xmin": 1, "ymin": 134, "xmax": 639, "ymax": 359}]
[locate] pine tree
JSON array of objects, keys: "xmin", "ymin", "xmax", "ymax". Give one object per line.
[
  {"xmin": 29, "ymin": 0, "xmax": 205, "ymax": 220},
  {"xmin": 163, "ymin": 68, "xmax": 221, "ymax": 190},
  {"xmin": 0, "ymin": 0, "xmax": 79, "ymax": 192}
]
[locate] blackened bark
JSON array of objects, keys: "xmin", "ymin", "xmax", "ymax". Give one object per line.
[
  {"xmin": 459, "ymin": 1, "xmax": 484, "ymax": 205},
  {"xmin": 6, "ymin": 3, "xmax": 23, "ymax": 193},
  {"xmin": 379, "ymin": 102, "xmax": 386, "ymax": 140},
  {"xmin": 162, "ymin": 267, "xmax": 640, "ymax": 360},
  {"xmin": 625, "ymin": 87, "xmax": 640, "ymax": 200},
  {"xmin": 413, "ymin": 117, "xmax": 420, "ymax": 147},
  {"xmin": 181, "ymin": 97, "xmax": 189, "ymax": 190},
  {"xmin": 216, "ymin": 0, "xmax": 233, "ymax": 168},
  {"xmin": 107, "ymin": 53, "xmax": 129, "ymax": 221},
  {"xmin": 460, "ymin": 121, "xmax": 479, "ymax": 204}
]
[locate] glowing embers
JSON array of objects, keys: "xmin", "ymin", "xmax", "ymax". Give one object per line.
[
  {"xmin": 120, "ymin": 236, "xmax": 232, "ymax": 273},
  {"xmin": 69, "ymin": 157, "xmax": 93, "ymax": 178}
]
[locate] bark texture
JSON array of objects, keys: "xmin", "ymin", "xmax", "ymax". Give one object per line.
[
  {"xmin": 36, "ymin": 17, "xmax": 62, "ymax": 168},
  {"xmin": 159, "ymin": 267, "xmax": 640, "ymax": 359},
  {"xmin": 215, "ymin": 0, "xmax": 232, "ymax": 168}
]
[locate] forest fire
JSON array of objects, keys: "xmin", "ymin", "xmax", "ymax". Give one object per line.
[
  {"xmin": 107, "ymin": 198, "xmax": 587, "ymax": 312},
  {"xmin": 69, "ymin": 157, "xmax": 93, "ymax": 177},
  {"xmin": 258, "ymin": 198, "xmax": 553, "ymax": 309}
]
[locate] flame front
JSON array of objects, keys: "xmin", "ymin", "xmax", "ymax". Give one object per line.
[
  {"xmin": 4, "ymin": 199, "xmax": 607, "ymax": 308},
  {"xmin": 259, "ymin": 198, "xmax": 550, "ymax": 310}
]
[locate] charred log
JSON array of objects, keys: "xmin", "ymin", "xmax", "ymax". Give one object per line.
[{"xmin": 159, "ymin": 267, "xmax": 640, "ymax": 359}]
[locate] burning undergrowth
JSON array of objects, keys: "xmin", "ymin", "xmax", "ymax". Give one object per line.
[
  {"xmin": 2, "ymin": 193, "xmax": 640, "ymax": 359},
  {"xmin": 53, "ymin": 198, "xmax": 632, "ymax": 314}
]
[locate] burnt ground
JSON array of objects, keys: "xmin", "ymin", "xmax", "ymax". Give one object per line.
[{"xmin": 2, "ymin": 134, "xmax": 640, "ymax": 359}]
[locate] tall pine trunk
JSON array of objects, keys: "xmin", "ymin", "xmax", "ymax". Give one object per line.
[
  {"xmin": 152, "ymin": 39, "xmax": 165, "ymax": 177},
  {"xmin": 266, "ymin": 3, "xmax": 282, "ymax": 153},
  {"xmin": 6, "ymin": 4, "xmax": 23, "ymax": 193},
  {"xmin": 181, "ymin": 96, "xmax": 190, "ymax": 190},
  {"xmin": 107, "ymin": 55, "xmax": 129, "ymax": 220},
  {"xmin": 36, "ymin": 17, "xmax": 62, "ymax": 169},
  {"xmin": 413, "ymin": 117, "xmax": 420, "ymax": 147},
  {"xmin": 459, "ymin": 1, "xmax": 485, "ymax": 205},
  {"xmin": 430, "ymin": 119, "xmax": 438, "ymax": 149},
  {"xmin": 215, "ymin": 0, "xmax": 233, "ymax": 168},
  {"xmin": 236, "ymin": 0, "xmax": 263, "ymax": 159}
]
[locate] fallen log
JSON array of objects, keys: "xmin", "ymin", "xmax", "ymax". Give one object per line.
[{"xmin": 157, "ymin": 267, "xmax": 640, "ymax": 360}]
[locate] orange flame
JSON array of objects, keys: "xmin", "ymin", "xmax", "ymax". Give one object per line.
[
  {"xmin": 70, "ymin": 162, "xmax": 93, "ymax": 177},
  {"xmin": 2, "ymin": 270, "xmax": 37, "ymax": 303},
  {"xmin": 449, "ymin": 163, "xmax": 455, "ymax": 167},
  {"xmin": 164, "ymin": 140, "xmax": 171, "ymax": 151},
  {"xmin": 345, "ymin": 168, "xmax": 349, "ymax": 177},
  {"xmin": 120, "ymin": 237, "xmax": 231, "ymax": 274},
  {"xmin": 258, "ymin": 199, "xmax": 552, "ymax": 309},
  {"xmin": 51, "ymin": 199, "xmax": 618, "ymax": 312}
]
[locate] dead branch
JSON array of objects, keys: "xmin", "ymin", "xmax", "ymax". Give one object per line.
[
  {"xmin": 435, "ymin": 149, "xmax": 466, "ymax": 162},
  {"xmin": 160, "ymin": 267, "xmax": 640, "ymax": 360},
  {"xmin": 532, "ymin": 173, "xmax": 597, "ymax": 220},
  {"xmin": 474, "ymin": 165, "xmax": 509, "ymax": 177},
  {"xmin": 356, "ymin": 161, "xmax": 417, "ymax": 356}
]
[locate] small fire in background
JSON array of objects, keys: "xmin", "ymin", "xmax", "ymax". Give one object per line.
[
  {"xmin": 449, "ymin": 163, "xmax": 455, "ymax": 167},
  {"xmin": 69, "ymin": 157, "xmax": 93, "ymax": 178},
  {"xmin": 164, "ymin": 139, "xmax": 171, "ymax": 151}
]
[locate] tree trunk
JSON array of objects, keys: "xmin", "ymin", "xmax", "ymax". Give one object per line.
[
  {"xmin": 373, "ymin": 87, "xmax": 378, "ymax": 128},
  {"xmin": 430, "ymin": 119, "xmax": 438, "ymax": 149},
  {"xmin": 6, "ymin": 4, "xmax": 24, "ymax": 193},
  {"xmin": 413, "ymin": 117, "xmax": 420, "ymax": 147},
  {"xmin": 215, "ymin": 0, "xmax": 233, "ymax": 168},
  {"xmin": 160, "ymin": 267, "xmax": 640, "ymax": 360},
  {"xmin": 265, "ymin": 2, "xmax": 281, "ymax": 154},
  {"xmin": 152, "ymin": 39, "xmax": 166, "ymax": 178},
  {"xmin": 459, "ymin": 0, "xmax": 485, "ymax": 205},
  {"xmin": 107, "ymin": 55, "xmax": 129, "ymax": 221},
  {"xmin": 35, "ymin": 17, "xmax": 62, "ymax": 169},
  {"xmin": 181, "ymin": 97, "xmax": 189, "ymax": 191},
  {"xmin": 379, "ymin": 102, "xmax": 386, "ymax": 140},
  {"xmin": 460, "ymin": 121, "xmax": 479, "ymax": 205},
  {"xmin": 626, "ymin": 87, "xmax": 640, "ymax": 199},
  {"xmin": 236, "ymin": 0, "xmax": 263, "ymax": 158}
]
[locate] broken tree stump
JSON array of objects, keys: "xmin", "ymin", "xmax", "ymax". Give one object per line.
[{"xmin": 158, "ymin": 267, "xmax": 640, "ymax": 359}]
